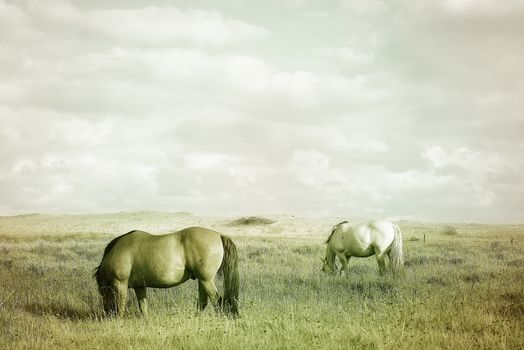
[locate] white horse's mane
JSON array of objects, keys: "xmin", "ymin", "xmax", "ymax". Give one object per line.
[{"xmin": 325, "ymin": 220, "xmax": 349, "ymax": 243}]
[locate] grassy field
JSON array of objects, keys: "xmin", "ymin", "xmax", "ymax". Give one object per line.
[{"xmin": 0, "ymin": 213, "xmax": 523, "ymax": 349}]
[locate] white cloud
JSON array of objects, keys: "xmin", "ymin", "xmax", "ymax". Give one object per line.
[
  {"xmin": 441, "ymin": 0, "xmax": 524, "ymax": 16},
  {"xmin": 287, "ymin": 150, "xmax": 331, "ymax": 187},
  {"xmin": 423, "ymin": 146, "xmax": 505, "ymax": 207},
  {"xmin": 10, "ymin": 159, "xmax": 38, "ymax": 175},
  {"xmin": 315, "ymin": 47, "xmax": 375, "ymax": 65},
  {"xmin": 49, "ymin": 118, "xmax": 115, "ymax": 147},
  {"xmin": 340, "ymin": 0, "xmax": 388, "ymax": 14},
  {"xmin": 184, "ymin": 153, "xmax": 238, "ymax": 170},
  {"xmin": 89, "ymin": 7, "xmax": 269, "ymax": 47},
  {"xmin": 0, "ymin": 0, "xmax": 522, "ymax": 222},
  {"xmin": 3, "ymin": 0, "xmax": 269, "ymax": 48},
  {"xmin": 423, "ymin": 146, "xmax": 503, "ymax": 173}
]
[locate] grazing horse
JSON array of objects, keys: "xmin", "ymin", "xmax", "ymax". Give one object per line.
[
  {"xmin": 94, "ymin": 227, "xmax": 239, "ymax": 317},
  {"xmin": 322, "ymin": 221, "xmax": 403, "ymax": 275}
]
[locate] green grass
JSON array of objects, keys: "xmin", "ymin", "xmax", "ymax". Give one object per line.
[{"xmin": 0, "ymin": 215, "xmax": 523, "ymax": 349}]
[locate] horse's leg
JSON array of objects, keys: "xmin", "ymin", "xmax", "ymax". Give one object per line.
[
  {"xmin": 372, "ymin": 244, "xmax": 388, "ymax": 275},
  {"xmin": 344, "ymin": 256, "xmax": 351, "ymax": 275},
  {"xmin": 101, "ymin": 286, "xmax": 114, "ymax": 316},
  {"xmin": 112, "ymin": 279, "xmax": 128, "ymax": 317},
  {"xmin": 375, "ymin": 253, "xmax": 387, "ymax": 275},
  {"xmin": 199, "ymin": 279, "xmax": 221, "ymax": 312},
  {"xmin": 134, "ymin": 287, "xmax": 148, "ymax": 317},
  {"xmin": 387, "ymin": 251, "xmax": 393, "ymax": 271},
  {"xmin": 197, "ymin": 281, "xmax": 209, "ymax": 311},
  {"xmin": 337, "ymin": 253, "xmax": 349, "ymax": 276}
]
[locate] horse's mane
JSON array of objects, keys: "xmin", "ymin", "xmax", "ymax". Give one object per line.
[
  {"xmin": 325, "ymin": 221, "xmax": 348, "ymax": 243},
  {"xmin": 93, "ymin": 230, "xmax": 138, "ymax": 282}
]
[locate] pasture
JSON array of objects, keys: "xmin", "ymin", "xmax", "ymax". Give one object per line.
[{"xmin": 0, "ymin": 212, "xmax": 522, "ymax": 349}]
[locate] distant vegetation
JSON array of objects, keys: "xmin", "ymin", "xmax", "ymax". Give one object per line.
[
  {"xmin": 440, "ymin": 225, "xmax": 458, "ymax": 235},
  {"xmin": 0, "ymin": 212, "xmax": 41, "ymax": 218},
  {"xmin": 228, "ymin": 216, "xmax": 276, "ymax": 226}
]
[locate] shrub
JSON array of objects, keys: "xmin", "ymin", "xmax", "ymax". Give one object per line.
[
  {"xmin": 228, "ymin": 216, "xmax": 276, "ymax": 226},
  {"xmin": 441, "ymin": 225, "xmax": 458, "ymax": 235}
]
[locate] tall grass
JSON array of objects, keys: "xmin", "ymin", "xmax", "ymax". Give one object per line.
[{"xmin": 0, "ymin": 221, "xmax": 522, "ymax": 349}]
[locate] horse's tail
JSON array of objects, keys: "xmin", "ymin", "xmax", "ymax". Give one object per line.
[
  {"xmin": 390, "ymin": 224, "xmax": 404, "ymax": 272},
  {"xmin": 220, "ymin": 235, "xmax": 239, "ymax": 317}
]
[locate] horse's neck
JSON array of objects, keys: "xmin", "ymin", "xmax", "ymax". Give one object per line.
[{"xmin": 326, "ymin": 245, "xmax": 336, "ymax": 266}]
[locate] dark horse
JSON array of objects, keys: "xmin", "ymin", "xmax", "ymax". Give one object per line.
[{"xmin": 94, "ymin": 227, "xmax": 239, "ymax": 317}]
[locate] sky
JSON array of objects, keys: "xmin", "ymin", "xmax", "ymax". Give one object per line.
[{"xmin": 0, "ymin": 0, "xmax": 523, "ymax": 223}]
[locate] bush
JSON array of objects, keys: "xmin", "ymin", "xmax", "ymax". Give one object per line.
[
  {"xmin": 228, "ymin": 216, "xmax": 276, "ymax": 226},
  {"xmin": 441, "ymin": 225, "xmax": 458, "ymax": 235}
]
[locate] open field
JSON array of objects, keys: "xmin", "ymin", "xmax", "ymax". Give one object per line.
[{"xmin": 0, "ymin": 212, "xmax": 523, "ymax": 349}]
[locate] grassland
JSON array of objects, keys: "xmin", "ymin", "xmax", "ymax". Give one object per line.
[{"xmin": 0, "ymin": 213, "xmax": 522, "ymax": 349}]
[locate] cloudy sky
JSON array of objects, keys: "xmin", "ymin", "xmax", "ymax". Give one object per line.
[{"xmin": 1, "ymin": 0, "xmax": 523, "ymax": 223}]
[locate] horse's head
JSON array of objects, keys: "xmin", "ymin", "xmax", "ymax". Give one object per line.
[
  {"xmin": 99, "ymin": 285, "xmax": 118, "ymax": 316},
  {"xmin": 321, "ymin": 257, "xmax": 336, "ymax": 274}
]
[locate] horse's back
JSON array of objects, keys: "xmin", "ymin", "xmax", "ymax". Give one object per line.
[
  {"xmin": 368, "ymin": 221, "xmax": 394, "ymax": 232},
  {"xmin": 330, "ymin": 223, "xmax": 373, "ymax": 256},
  {"xmin": 331, "ymin": 221, "xmax": 395, "ymax": 257},
  {"xmin": 105, "ymin": 230, "xmax": 162, "ymax": 259},
  {"xmin": 101, "ymin": 230, "xmax": 152, "ymax": 279},
  {"xmin": 180, "ymin": 227, "xmax": 223, "ymax": 246},
  {"xmin": 102, "ymin": 230, "xmax": 188, "ymax": 287}
]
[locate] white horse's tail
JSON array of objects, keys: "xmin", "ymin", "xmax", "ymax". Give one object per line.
[{"xmin": 390, "ymin": 224, "xmax": 404, "ymax": 272}]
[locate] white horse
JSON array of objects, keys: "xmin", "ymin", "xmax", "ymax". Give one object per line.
[{"xmin": 321, "ymin": 221, "xmax": 404, "ymax": 275}]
